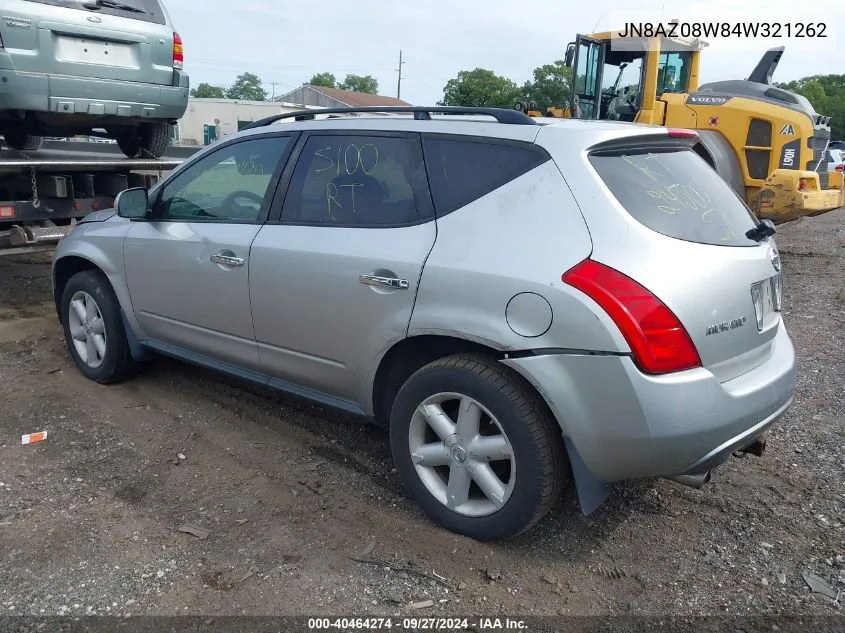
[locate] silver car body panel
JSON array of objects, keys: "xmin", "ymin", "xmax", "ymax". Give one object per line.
[
  {"xmin": 50, "ymin": 212, "xmax": 136, "ymax": 325},
  {"xmin": 537, "ymin": 125, "xmax": 785, "ymax": 382},
  {"xmin": 407, "ymin": 159, "xmax": 627, "ymax": 353},
  {"xmin": 502, "ymin": 324, "xmax": 795, "ymax": 481},
  {"xmin": 250, "ymin": 221, "xmax": 437, "ymax": 410},
  {"xmin": 123, "ymin": 221, "xmax": 262, "ymax": 371},
  {"xmin": 52, "ymin": 115, "xmax": 797, "ymax": 512}
]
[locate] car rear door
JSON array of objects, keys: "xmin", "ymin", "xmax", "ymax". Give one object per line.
[
  {"xmin": 2, "ymin": 0, "xmax": 175, "ymax": 85},
  {"xmin": 248, "ymin": 131, "xmax": 437, "ymax": 413}
]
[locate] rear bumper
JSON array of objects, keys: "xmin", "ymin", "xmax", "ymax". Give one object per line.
[
  {"xmin": 0, "ymin": 63, "xmax": 189, "ymax": 121},
  {"xmin": 502, "ymin": 324, "xmax": 796, "ymax": 482}
]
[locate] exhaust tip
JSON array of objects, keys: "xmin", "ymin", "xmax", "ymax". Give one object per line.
[{"xmin": 666, "ymin": 471, "xmax": 712, "ymax": 489}]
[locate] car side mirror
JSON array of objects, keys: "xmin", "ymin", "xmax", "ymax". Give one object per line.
[
  {"xmin": 564, "ymin": 43, "xmax": 576, "ymax": 68},
  {"xmin": 115, "ymin": 187, "xmax": 149, "ymax": 219}
]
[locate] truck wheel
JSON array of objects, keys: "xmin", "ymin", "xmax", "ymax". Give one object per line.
[
  {"xmin": 389, "ymin": 354, "xmax": 566, "ymax": 540},
  {"xmin": 3, "ymin": 130, "xmax": 43, "ymax": 151},
  {"xmin": 60, "ymin": 270, "xmax": 140, "ymax": 384},
  {"xmin": 114, "ymin": 122, "xmax": 171, "ymax": 158}
]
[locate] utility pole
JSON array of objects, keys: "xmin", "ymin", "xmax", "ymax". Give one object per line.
[{"xmin": 396, "ymin": 50, "xmax": 405, "ymax": 99}]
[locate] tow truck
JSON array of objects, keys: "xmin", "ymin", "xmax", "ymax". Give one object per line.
[{"xmin": 0, "ymin": 139, "xmax": 198, "ymax": 255}]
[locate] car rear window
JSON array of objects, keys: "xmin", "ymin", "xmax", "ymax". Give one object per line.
[
  {"xmin": 422, "ymin": 136, "xmax": 550, "ymax": 217},
  {"xmin": 589, "ymin": 147, "xmax": 759, "ymax": 247},
  {"xmin": 23, "ymin": 0, "xmax": 166, "ymax": 25}
]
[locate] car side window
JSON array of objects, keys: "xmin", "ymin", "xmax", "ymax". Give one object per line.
[
  {"xmin": 281, "ymin": 134, "xmax": 424, "ymax": 226},
  {"xmin": 154, "ymin": 136, "xmax": 291, "ymax": 222},
  {"xmin": 422, "ymin": 136, "xmax": 550, "ymax": 216}
]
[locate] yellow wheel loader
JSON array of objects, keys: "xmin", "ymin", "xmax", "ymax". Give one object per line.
[{"xmin": 515, "ymin": 31, "xmax": 844, "ymax": 223}]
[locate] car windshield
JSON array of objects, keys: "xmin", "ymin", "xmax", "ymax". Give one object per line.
[{"xmin": 23, "ymin": 0, "xmax": 166, "ymax": 24}]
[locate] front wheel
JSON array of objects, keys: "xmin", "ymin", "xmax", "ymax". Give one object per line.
[
  {"xmin": 60, "ymin": 270, "xmax": 140, "ymax": 384},
  {"xmin": 389, "ymin": 354, "xmax": 567, "ymax": 540}
]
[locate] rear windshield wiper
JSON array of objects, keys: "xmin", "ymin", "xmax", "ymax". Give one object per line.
[
  {"xmin": 84, "ymin": 0, "xmax": 148, "ymax": 14},
  {"xmin": 745, "ymin": 218, "xmax": 776, "ymax": 242}
]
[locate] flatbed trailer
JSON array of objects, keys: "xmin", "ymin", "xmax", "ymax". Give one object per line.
[{"xmin": 0, "ymin": 140, "xmax": 199, "ymax": 255}]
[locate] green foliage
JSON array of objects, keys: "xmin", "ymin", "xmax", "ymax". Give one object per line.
[
  {"xmin": 439, "ymin": 59, "xmax": 845, "ymax": 142},
  {"xmin": 520, "ymin": 60, "xmax": 573, "ymax": 110},
  {"xmin": 439, "ymin": 68, "xmax": 521, "ymax": 108},
  {"xmin": 190, "ymin": 83, "xmax": 225, "ymax": 99},
  {"xmin": 440, "ymin": 63, "xmax": 572, "ymax": 110},
  {"xmin": 309, "ymin": 72, "xmax": 337, "ymax": 88},
  {"xmin": 225, "ymin": 72, "xmax": 267, "ymax": 101},
  {"xmin": 777, "ymin": 74, "xmax": 845, "ymax": 139},
  {"xmin": 306, "ymin": 72, "xmax": 378, "ymax": 94},
  {"xmin": 338, "ymin": 74, "xmax": 379, "ymax": 94}
]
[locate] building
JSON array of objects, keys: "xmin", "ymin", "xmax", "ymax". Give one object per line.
[
  {"xmin": 273, "ymin": 85, "xmax": 411, "ymax": 109},
  {"xmin": 174, "ymin": 98, "xmax": 320, "ymax": 146},
  {"xmin": 174, "ymin": 86, "xmax": 411, "ymax": 147}
]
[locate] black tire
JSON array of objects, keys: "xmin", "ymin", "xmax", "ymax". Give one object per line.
[
  {"xmin": 389, "ymin": 354, "xmax": 567, "ymax": 540},
  {"xmin": 113, "ymin": 122, "xmax": 170, "ymax": 158},
  {"xmin": 3, "ymin": 129, "xmax": 43, "ymax": 151},
  {"xmin": 60, "ymin": 270, "xmax": 140, "ymax": 384}
]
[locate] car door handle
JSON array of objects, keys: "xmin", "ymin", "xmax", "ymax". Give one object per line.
[
  {"xmin": 359, "ymin": 274, "xmax": 409, "ymax": 290},
  {"xmin": 210, "ymin": 253, "xmax": 244, "ymax": 267}
]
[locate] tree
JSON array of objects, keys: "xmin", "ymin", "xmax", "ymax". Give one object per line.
[
  {"xmin": 339, "ymin": 74, "xmax": 379, "ymax": 94},
  {"xmin": 777, "ymin": 74, "xmax": 845, "ymax": 139},
  {"xmin": 439, "ymin": 68, "xmax": 521, "ymax": 108},
  {"xmin": 190, "ymin": 83, "xmax": 225, "ymax": 99},
  {"xmin": 521, "ymin": 60, "xmax": 573, "ymax": 110},
  {"xmin": 309, "ymin": 72, "xmax": 337, "ymax": 88},
  {"xmin": 225, "ymin": 72, "xmax": 267, "ymax": 101}
]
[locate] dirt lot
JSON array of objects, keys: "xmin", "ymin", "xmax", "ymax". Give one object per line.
[{"xmin": 0, "ymin": 210, "xmax": 843, "ymax": 620}]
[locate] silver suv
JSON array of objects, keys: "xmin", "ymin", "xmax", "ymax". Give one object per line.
[
  {"xmin": 0, "ymin": 0, "xmax": 188, "ymax": 157},
  {"xmin": 51, "ymin": 106, "xmax": 797, "ymax": 540}
]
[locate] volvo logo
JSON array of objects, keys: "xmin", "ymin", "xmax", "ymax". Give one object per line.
[{"xmin": 87, "ymin": 15, "xmax": 103, "ymax": 23}]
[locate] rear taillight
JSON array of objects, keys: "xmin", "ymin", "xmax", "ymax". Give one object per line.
[
  {"xmin": 835, "ymin": 164, "xmax": 844, "ymax": 173},
  {"xmin": 563, "ymin": 259, "xmax": 702, "ymax": 375},
  {"xmin": 172, "ymin": 31, "xmax": 184, "ymax": 69},
  {"xmin": 667, "ymin": 128, "xmax": 698, "ymax": 138}
]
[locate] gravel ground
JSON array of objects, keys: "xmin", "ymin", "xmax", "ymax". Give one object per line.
[{"xmin": 0, "ymin": 209, "xmax": 843, "ymax": 620}]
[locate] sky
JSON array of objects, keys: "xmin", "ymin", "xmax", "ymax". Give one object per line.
[{"xmin": 163, "ymin": 0, "xmax": 844, "ymax": 105}]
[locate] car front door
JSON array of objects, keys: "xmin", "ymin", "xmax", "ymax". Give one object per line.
[
  {"xmin": 249, "ymin": 131, "xmax": 436, "ymax": 413},
  {"xmin": 123, "ymin": 133, "xmax": 294, "ymax": 372}
]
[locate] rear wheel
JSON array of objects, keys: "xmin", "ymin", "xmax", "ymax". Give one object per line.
[
  {"xmin": 389, "ymin": 354, "xmax": 566, "ymax": 540},
  {"xmin": 61, "ymin": 270, "xmax": 140, "ymax": 384},
  {"xmin": 3, "ymin": 129, "xmax": 43, "ymax": 151},
  {"xmin": 112, "ymin": 122, "xmax": 171, "ymax": 158}
]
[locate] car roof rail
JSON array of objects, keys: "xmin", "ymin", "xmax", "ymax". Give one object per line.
[{"xmin": 242, "ymin": 106, "xmax": 538, "ymax": 130}]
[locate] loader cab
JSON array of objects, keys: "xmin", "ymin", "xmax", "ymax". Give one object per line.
[{"xmin": 565, "ymin": 31, "xmax": 703, "ymax": 123}]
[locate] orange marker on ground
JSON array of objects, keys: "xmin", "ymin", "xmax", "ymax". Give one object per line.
[{"xmin": 21, "ymin": 431, "xmax": 47, "ymax": 445}]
